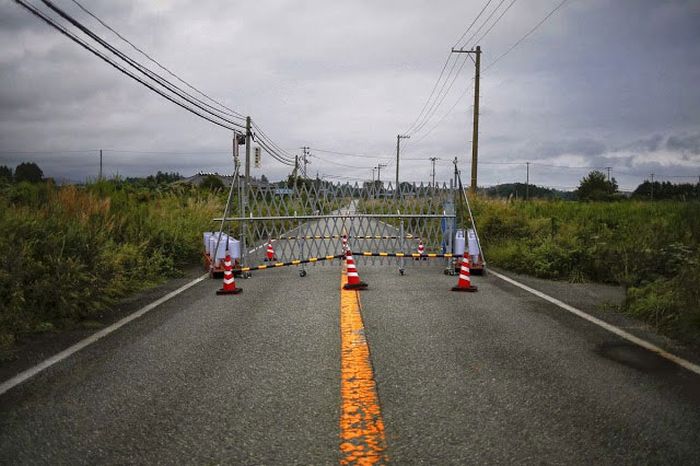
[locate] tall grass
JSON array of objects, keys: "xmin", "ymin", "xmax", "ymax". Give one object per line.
[
  {"xmin": 0, "ymin": 180, "xmax": 222, "ymax": 350},
  {"xmin": 472, "ymin": 198, "xmax": 700, "ymax": 345}
]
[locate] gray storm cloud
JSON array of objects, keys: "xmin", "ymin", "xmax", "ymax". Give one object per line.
[{"xmin": 0, "ymin": 0, "xmax": 698, "ymax": 189}]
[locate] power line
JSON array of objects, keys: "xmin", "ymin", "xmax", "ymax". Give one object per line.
[
  {"xmin": 408, "ymin": 81, "xmax": 473, "ymax": 146},
  {"xmin": 483, "ymin": 0, "xmax": 571, "ymax": 73},
  {"xmin": 14, "ymin": 0, "xmax": 244, "ymax": 133},
  {"xmin": 452, "ymin": 0, "xmax": 495, "ymax": 48},
  {"xmin": 461, "ymin": 0, "xmax": 509, "ymax": 48},
  {"xmin": 38, "ymin": 0, "xmax": 245, "ymax": 130},
  {"xmin": 68, "ymin": 0, "xmax": 246, "ymax": 121},
  {"xmin": 471, "ymin": 0, "xmax": 519, "ymax": 46},
  {"xmin": 309, "ymin": 154, "xmax": 370, "ymax": 170},
  {"xmin": 17, "ymin": 0, "xmax": 301, "ymax": 169},
  {"xmin": 309, "ymin": 147, "xmax": 392, "ymax": 160},
  {"xmin": 410, "ymin": 54, "xmax": 471, "ymax": 136},
  {"xmin": 405, "ymin": 0, "xmax": 495, "ymax": 135}
]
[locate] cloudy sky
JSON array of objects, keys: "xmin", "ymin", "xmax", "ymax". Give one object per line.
[{"xmin": 1, "ymin": 0, "xmax": 699, "ymax": 190}]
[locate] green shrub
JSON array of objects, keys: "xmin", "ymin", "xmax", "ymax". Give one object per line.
[
  {"xmin": 0, "ymin": 180, "xmax": 223, "ymax": 351},
  {"xmin": 476, "ymin": 197, "xmax": 700, "ymax": 345}
]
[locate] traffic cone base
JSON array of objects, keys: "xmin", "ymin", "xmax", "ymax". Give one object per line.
[
  {"xmin": 451, "ymin": 285, "xmax": 478, "ymax": 292},
  {"xmin": 217, "ymin": 287, "xmax": 243, "ymax": 295},
  {"xmin": 344, "ymin": 281, "xmax": 368, "ymax": 290}
]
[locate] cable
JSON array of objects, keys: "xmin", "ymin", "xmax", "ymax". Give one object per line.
[
  {"xmin": 483, "ymin": 0, "xmax": 571, "ymax": 73},
  {"xmin": 309, "ymin": 147, "xmax": 392, "ymax": 160},
  {"xmin": 251, "ymin": 121, "xmax": 296, "ymax": 163},
  {"xmin": 14, "ymin": 0, "xmax": 242, "ymax": 133},
  {"xmin": 309, "ymin": 155, "xmax": 369, "ymax": 170},
  {"xmin": 403, "ymin": 53, "xmax": 454, "ymax": 134},
  {"xmin": 471, "ymin": 0, "xmax": 519, "ymax": 46},
  {"xmin": 461, "ymin": 0, "xmax": 509, "ymax": 49},
  {"xmin": 69, "ymin": 0, "xmax": 246, "ymax": 121},
  {"xmin": 38, "ymin": 0, "xmax": 245, "ymax": 130},
  {"xmin": 410, "ymin": 54, "xmax": 470, "ymax": 136},
  {"xmin": 409, "ymin": 81, "xmax": 473, "ymax": 146},
  {"xmin": 405, "ymin": 0, "xmax": 496, "ymax": 135},
  {"xmin": 452, "ymin": 0, "xmax": 495, "ymax": 48}
]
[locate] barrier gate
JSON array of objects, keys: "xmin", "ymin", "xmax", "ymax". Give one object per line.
[{"xmin": 213, "ymin": 178, "xmax": 463, "ymax": 277}]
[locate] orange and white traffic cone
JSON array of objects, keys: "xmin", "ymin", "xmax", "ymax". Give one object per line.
[
  {"xmin": 451, "ymin": 255, "xmax": 478, "ymax": 292},
  {"xmin": 216, "ymin": 251, "xmax": 242, "ymax": 295},
  {"xmin": 343, "ymin": 249, "xmax": 368, "ymax": 290},
  {"xmin": 341, "ymin": 234, "xmax": 348, "ymax": 252},
  {"xmin": 264, "ymin": 239, "xmax": 277, "ymax": 262}
]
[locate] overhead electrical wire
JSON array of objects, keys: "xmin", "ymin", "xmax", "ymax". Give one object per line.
[
  {"xmin": 308, "ymin": 154, "xmax": 369, "ymax": 170},
  {"xmin": 410, "ymin": 0, "xmax": 518, "ymax": 142},
  {"xmin": 404, "ymin": 0, "xmax": 496, "ymax": 136},
  {"xmin": 13, "ymin": 0, "xmax": 245, "ymax": 133},
  {"xmin": 483, "ymin": 0, "xmax": 571, "ymax": 73},
  {"xmin": 409, "ymin": 54, "xmax": 470, "ymax": 136},
  {"xmin": 309, "ymin": 147, "xmax": 392, "ymax": 160},
  {"xmin": 470, "ymin": 0, "xmax": 519, "ymax": 47},
  {"xmin": 404, "ymin": 0, "xmax": 569, "ymax": 153},
  {"xmin": 452, "ymin": 0, "xmax": 495, "ymax": 48},
  {"xmin": 37, "ymin": 0, "xmax": 245, "ymax": 130},
  {"xmin": 68, "ymin": 0, "xmax": 246, "ymax": 122},
  {"xmin": 460, "ymin": 0, "xmax": 509, "ymax": 49},
  {"xmin": 15, "ymin": 0, "xmax": 298, "ymax": 170},
  {"xmin": 66, "ymin": 0, "xmax": 296, "ymax": 168}
]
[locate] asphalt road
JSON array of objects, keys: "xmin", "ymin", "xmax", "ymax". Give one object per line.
[{"xmin": 1, "ymin": 214, "xmax": 699, "ymax": 464}]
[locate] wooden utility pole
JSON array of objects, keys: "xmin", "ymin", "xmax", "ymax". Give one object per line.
[
  {"xmin": 526, "ymin": 162, "xmax": 530, "ymax": 200},
  {"xmin": 99, "ymin": 149, "xmax": 103, "ymax": 180},
  {"xmin": 650, "ymin": 173, "xmax": 655, "ymax": 201},
  {"xmin": 451, "ymin": 45, "xmax": 481, "ymax": 195},
  {"xmin": 395, "ymin": 134, "xmax": 409, "ymax": 198}
]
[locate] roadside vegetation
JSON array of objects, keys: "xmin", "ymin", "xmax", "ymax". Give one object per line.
[
  {"xmin": 0, "ymin": 166, "xmax": 223, "ymax": 353},
  {"xmin": 473, "ymin": 175, "xmax": 700, "ymax": 347}
]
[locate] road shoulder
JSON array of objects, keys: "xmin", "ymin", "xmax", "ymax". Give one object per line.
[{"xmin": 0, "ymin": 265, "xmax": 207, "ymax": 383}]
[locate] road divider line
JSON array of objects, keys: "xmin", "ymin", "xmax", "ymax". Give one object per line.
[
  {"xmin": 490, "ymin": 270, "xmax": 700, "ymax": 377},
  {"xmin": 339, "ymin": 269, "xmax": 388, "ymax": 464},
  {"xmin": 0, "ymin": 274, "xmax": 209, "ymax": 397}
]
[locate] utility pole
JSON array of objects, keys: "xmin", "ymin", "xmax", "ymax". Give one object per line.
[
  {"xmin": 293, "ymin": 155, "xmax": 299, "ymax": 187},
  {"xmin": 372, "ymin": 167, "xmax": 376, "ymax": 184},
  {"xmin": 605, "ymin": 166, "xmax": 612, "ymax": 182},
  {"xmin": 245, "ymin": 117, "xmax": 251, "ymax": 185},
  {"xmin": 395, "ymin": 134, "xmax": 410, "ymax": 198},
  {"xmin": 650, "ymin": 173, "xmax": 655, "ymax": 201},
  {"xmin": 301, "ymin": 146, "xmax": 310, "ymax": 178},
  {"xmin": 377, "ymin": 162, "xmax": 387, "ymax": 184},
  {"xmin": 98, "ymin": 149, "xmax": 103, "ymax": 180},
  {"xmin": 451, "ymin": 45, "xmax": 481, "ymax": 195},
  {"xmin": 429, "ymin": 157, "xmax": 438, "ymax": 187},
  {"xmin": 525, "ymin": 162, "xmax": 530, "ymax": 200}
]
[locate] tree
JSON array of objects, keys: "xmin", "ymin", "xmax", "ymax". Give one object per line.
[
  {"xmin": 576, "ymin": 170, "xmax": 618, "ymax": 201},
  {"xmin": 0, "ymin": 165, "xmax": 12, "ymax": 182},
  {"xmin": 260, "ymin": 174, "xmax": 269, "ymax": 184},
  {"xmin": 200, "ymin": 174, "xmax": 224, "ymax": 191},
  {"xmin": 14, "ymin": 162, "xmax": 43, "ymax": 183}
]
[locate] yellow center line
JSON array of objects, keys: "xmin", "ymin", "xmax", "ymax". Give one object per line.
[{"xmin": 339, "ymin": 268, "xmax": 388, "ymax": 465}]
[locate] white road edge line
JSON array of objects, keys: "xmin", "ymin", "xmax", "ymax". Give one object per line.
[
  {"xmin": 0, "ymin": 273, "xmax": 209, "ymax": 397},
  {"xmin": 489, "ymin": 270, "xmax": 700, "ymax": 377}
]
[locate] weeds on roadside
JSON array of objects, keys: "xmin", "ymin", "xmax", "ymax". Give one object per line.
[{"xmin": 0, "ymin": 180, "xmax": 222, "ymax": 351}]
